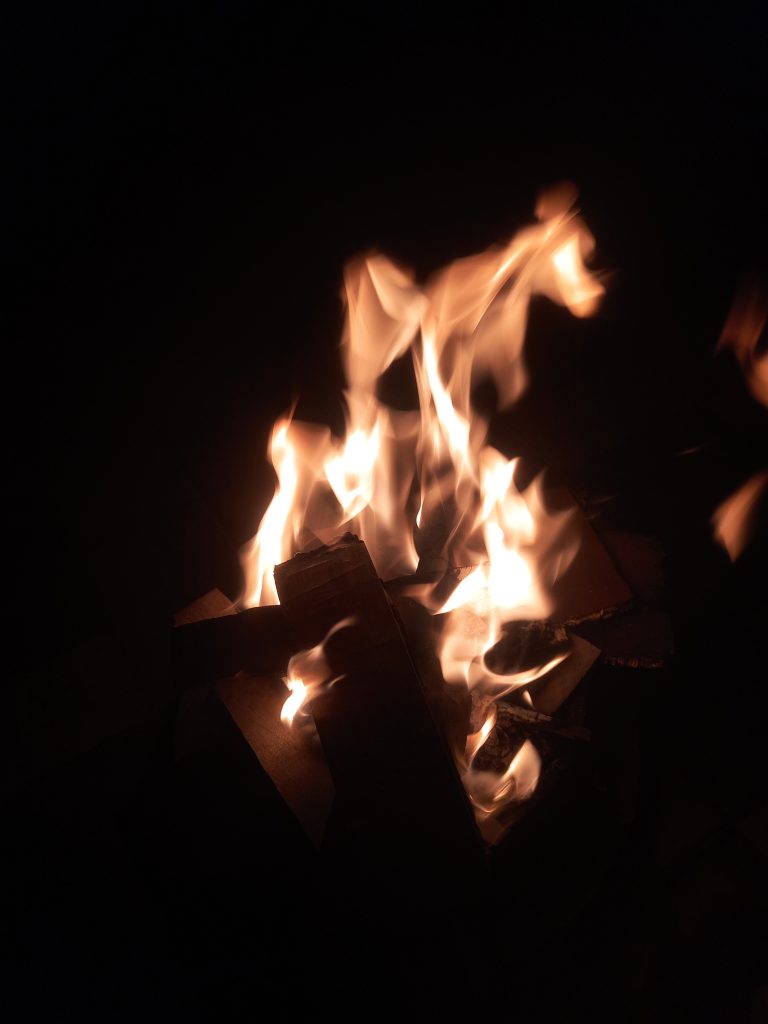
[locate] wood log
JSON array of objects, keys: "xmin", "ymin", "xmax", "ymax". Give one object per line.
[
  {"xmin": 389, "ymin": 595, "xmax": 471, "ymax": 757},
  {"xmin": 484, "ymin": 619, "xmax": 572, "ymax": 674},
  {"xmin": 173, "ymin": 588, "xmax": 237, "ymax": 625},
  {"xmin": 173, "ymin": 590, "xmax": 334, "ymax": 844},
  {"xmin": 497, "ymin": 702, "xmax": 591, "ymax": 742},
  {"xmin": 217, "ymin": 673, "xmax": 335, "ymax": 847},
  {"xmin": 526, "ymin": 633, "xmax": 601, "ymax": 714},
  {"xmin": 173, "ymin": 601, "xmax": 293, "ymax": 684},
  {"xmin": 274, "ymin": 534, "xmax": 486, "ymax": 896}
]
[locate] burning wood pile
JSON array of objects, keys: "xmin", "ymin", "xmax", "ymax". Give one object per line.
[{"xmin": 172, "ymin": 185, "xmax": 768, "ymax": 893}]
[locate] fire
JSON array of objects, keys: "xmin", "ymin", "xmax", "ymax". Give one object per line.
[
  {"xmin": 280, "ymin": 617, "xmax": 356, "ymax": 727},
  {"xmin": 323, "ymin": 422, "xmax": 381, "ymax": 520},
  {"xmin": 463, "ymin": 739, "xmax": 542, "ymax": 820},
  {"xmin": 242, "ymin": 418, "xmax": 335, "ymax": 607},
  {"xmin": 718, "ymin": 283, "xmax": 768, "ymax": 407},
  {"xmin": 711, "ymin": 285, "xmax": 768, "ymax": 560},
  {"xmin": 712, "ymin": 471, "xmax": 768, "ymax": 561},
  {"xmin": 280, "ymin": 674, "xmax": 308, "ymax": 727},
  {"xmin": 243, "ymin": 186, "xmax": 604, "ymax": 822},
  {"xmin": 464, "ymin": 706, "xmax": 497, "ymax": 767}
]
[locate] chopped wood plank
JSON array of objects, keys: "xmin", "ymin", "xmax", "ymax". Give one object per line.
[
  {"xmin": 173, "ymin": 591, "xmax": 293, "ymax": 684},
  {"xmin": 173, "ymin": 588, "xmax": 236, "ymax": 625},
  {"xmin": 174, "ymin": 591, "xmax": 334, "ymax": 843},
  {"xmin": 274, "ymin": 534, "xmax": 486, "ymax": 892},
  {"xmin": 217, "ymin": 673, "xmax": 335, "ymax": 846},
  {"xmin": 570, "ymin": 607, "xmax": 673, "ymax": 668},
  {"xmin": 545, "ymin": 488, "xmax": 634, "ymax": 623},
  {"xmin": 526, "ymin": 634, "xmax": 601, "ymax": 715}
]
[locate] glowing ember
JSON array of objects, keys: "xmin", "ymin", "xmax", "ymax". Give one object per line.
[{"xmin": 243, "ymin": 186, "xmax": 604, "ymax": 821}]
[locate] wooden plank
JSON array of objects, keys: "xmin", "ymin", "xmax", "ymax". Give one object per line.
[
  {"xmin": 274, "ymin": 534, "xmax": 486, "ymax": 893},
  {"xmin": 173, "ymin": 592, "xmax": 293, "ymax": 684},
  {"xmin": 216, "ymin": 673, "xmax": 335, "ymax": 846},
  {"xmin": 174, "ymin": 589, "xmax": 333, "ymax": 843},
  {"xmin": 173, "ymin": 588, "xmax": 236, "ymax": 625},
  {"xmin": 545, "ymin": 488, "xmax": 634, "ymax": 623},
  {"xmin": 527, "ymin": 634, "xmax": 601, "ymax": 715}
]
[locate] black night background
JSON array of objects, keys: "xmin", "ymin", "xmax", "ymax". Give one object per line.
[{"xmin": 5, "ymin": 6, "xmax": 768, "ymax": 1020}]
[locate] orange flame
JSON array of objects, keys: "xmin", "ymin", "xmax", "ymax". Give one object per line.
[
  {"xmin": 712, "ymin": 285, "xmax": 768, "ymax": 561},
  {"xmin": 712, "ymin": 471, "xmax": 768, "ymax": 561},
  {"xmin": 463, "ymin": 740, "xmax": 542, "ymax": 819},
  {"xmin": 243, "ymin": 186, "xmax": 603, "ymax": 821},
  {"xmin": 464, "ymin": 706, "xmax": 497, "ymax": 766},
  {"xmin": 280, "ymin": 617, "xmax": 356, "ymax": 727},
  {"xmin": 719, "ymin": 284, "xmax": 768, "ymax": 407}
]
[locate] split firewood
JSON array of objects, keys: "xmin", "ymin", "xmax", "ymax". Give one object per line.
[
  {"xmin": 496, "ymin": 702, "xmax": 591, "ymax": 742},
  {"xmin": 173, "ymin": 601, "xmax": 293, "ymax": 684},
  {"xmin": 483, "ymin": 619, "xmax": 572, "ymax": 675},
  {"xmin": 274, "ymin": 534, "xmax": 486, "ymax": 892},
  {"xmin": 216, "ymin": 672, "xmax": 335, "ymax": 847},
  {"xmin": 389, "ymin": 595, "xmax": 471, "ymax": 756},
  {"xmin": 526, "ymin": 633, "xmax": 601, "ymax": 714},
  {"xmin": 173, "ymin": 590, "xmax": 335, "ymax": 844}
]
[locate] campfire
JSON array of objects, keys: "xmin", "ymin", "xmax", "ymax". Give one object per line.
[
  {"xmin": 239, "ymin": 182, "xmax": 610, "ymax": 841},
  {"xmin": 21, "ymin": 14, "xmax": 767, "ymax": 1017},
  {"xmin": 174, "ymin": 185, "xmax": 764, "ymax": 877}
]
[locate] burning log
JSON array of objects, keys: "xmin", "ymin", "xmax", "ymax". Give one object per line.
[
  {"xmin": 483, "ymin": 619, "xmax": 571, "ymax": 675},
  {"xmin": 171, "ymin": 191, "xmax": 672, "ymax": 875},
  {"xmin": 390, "ymin": 594, "xmax": 472, "ymax": 756},
  {"xmin": 173, "ymin": 590, "xmax": 336, "ymax": 844},
  {"xmin": 495, "ymin": 702, "xmax": 591, "ymax": 742},
  {"xmin": 526, "ymin": 633, "xmax": 601, "ymax": 714},
  {"xmin": 273, "ymin": 534, "xmax": 486, "ymax": 891}
]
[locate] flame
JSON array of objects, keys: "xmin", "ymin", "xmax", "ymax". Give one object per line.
[
  {"xmin": 463, "ymin": 739, "xmax": 542, "ymax": 819},
  {"xmin": 712, "ymin": 286, "xmax": 768, "ymax": 560},
  {"xmin": 324, "ymin": 421, "xmax": 381, "ymax": 520},
  {"xmin": 434, "ymin": 453, "xmax": 573, "ymax": 697},
  {"xmin": 280, "ymin": 675, "xmax": 308, "ymax": 727},
  {"xmin": 550, "ymin": 234, "xmax": 604, "ymax": 317},
  {"xmin": 242, "ymin": 418, "xmax": 337, "ymax": 606},
  {"xmin": 464, "ymin": 706, "xmax": 497, "ymax": 766},
  {"xmin": 719, "ymin": 284, "xmax": 768, "ymax": 407},
  {"xmin": 462, "ymin": 708, "xmax": 542, "ymax": 825},
  {"xmin": 242, "ymin": 419, "xmax": 299, "ymax": 606},
  {"xmin": 280, "ymin": 617, "xmax": 356, "ymax": 727},
  {"xmin": 242, "ymin": 186, "xmax": 603, "ymax": 822},
  {"xmin": 712, "ymin": 471, "xmax": 768, "ymax": 561}
]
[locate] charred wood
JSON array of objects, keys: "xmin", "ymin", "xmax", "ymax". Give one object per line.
[{"xmin": 173, "ymin": 603, "xmax": 293, "ymax": 684}]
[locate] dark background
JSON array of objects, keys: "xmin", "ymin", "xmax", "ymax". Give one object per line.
[{"xmin": 5, "ymin": 6, "xmax": 768, "ymax": 1021}]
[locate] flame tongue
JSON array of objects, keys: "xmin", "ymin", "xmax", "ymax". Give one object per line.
[
  {"xmin": 712, "ymin": 285, "xmax": 768, "ymax": 560},
  {"xmin": 719, "ymin": 283, "xmax": 768, "ymax": 407},
  {"xmin": 712, "ymin": 471, "xmax": 768, "ymax": 561},
  {"xmin": 244, "ymin": 186, "xmax": 604, "ymax": 824},
  {"xmin": 280, "ymin": 617, "xmax": 355, "ymax": 727},
  {"xmin": 464, "ymin": 739, "xmax": 542, "ymax": 818}
]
